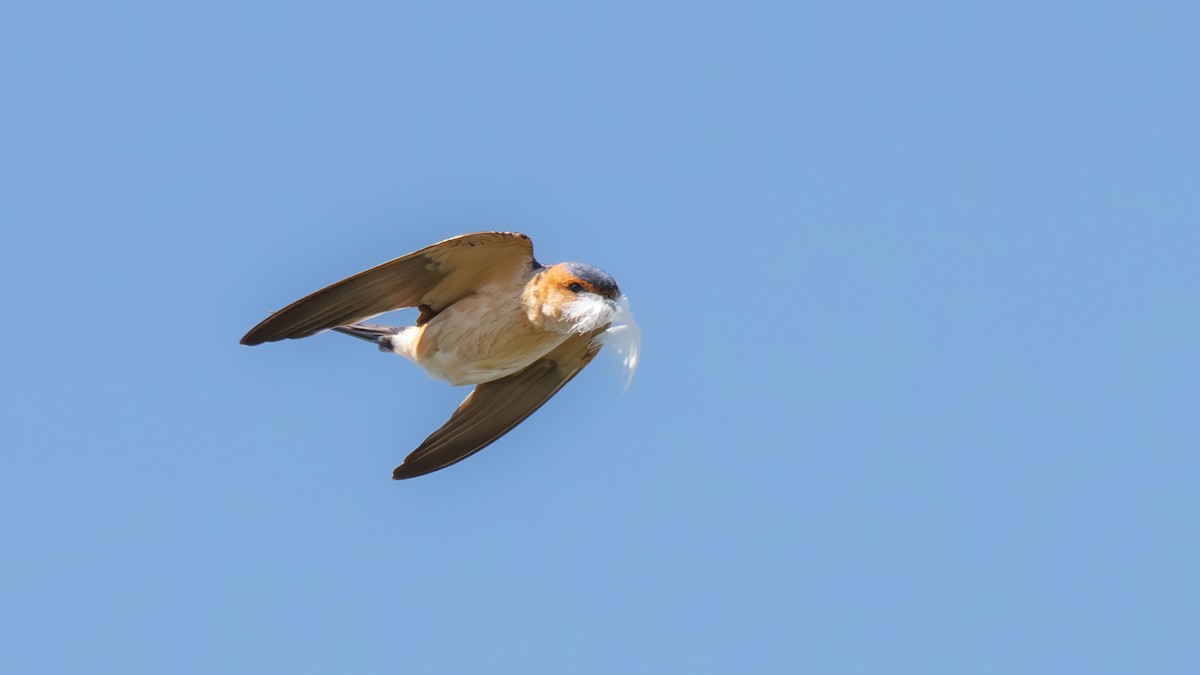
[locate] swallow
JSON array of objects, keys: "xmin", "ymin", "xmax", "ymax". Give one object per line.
[{"xmin": 241, "ymin": 232, "xmax": 639, "ymax": 479}]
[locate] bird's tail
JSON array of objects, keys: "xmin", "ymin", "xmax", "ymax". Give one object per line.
[{"xmin": 332, "ymin": 322, "xmax": 403, "ymax": 343}]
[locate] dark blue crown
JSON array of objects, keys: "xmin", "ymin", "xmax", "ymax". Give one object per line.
[{"xmin": 562, "ymin": 262, "xmax": 620, "ymax": 297}]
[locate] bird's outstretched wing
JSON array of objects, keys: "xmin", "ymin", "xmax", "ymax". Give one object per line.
[
  {"xmin": 393, "ymin": 328, "xmax": 605, "ymax": 479},
  {"xmin": 241, "ymin": 232, "xmax": 534, "ymax": 345}
]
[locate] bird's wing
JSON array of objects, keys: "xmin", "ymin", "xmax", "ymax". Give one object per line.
[
  {"xmin": 393, "ymin": 328, "xmax": 606, "ymax": 479},
  {"xmin": 241, "ymin": 231, "xmax": 534, "ymax": 345}
]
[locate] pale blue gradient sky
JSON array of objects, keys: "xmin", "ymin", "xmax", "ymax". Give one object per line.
[{"xmin": 2, "ymin": 2, "xmax": 1197, "ymax": 673}]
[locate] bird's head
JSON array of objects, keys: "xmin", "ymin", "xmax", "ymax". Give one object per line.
[
  {"xmin": 524, "ymin": 261, "xmax": 640, "ymax": 387},
  {"xmin": 526, "ymin": 262, "xmax": 624, "ymax": 332}
]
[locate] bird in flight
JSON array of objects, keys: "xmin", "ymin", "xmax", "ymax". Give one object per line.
[{"xmin": 241, "ymin": 232, "xmax": 639, "ymax": 479}]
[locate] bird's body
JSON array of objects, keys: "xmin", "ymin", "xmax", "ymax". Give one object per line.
[
  {"xmin": 241, "ymin": 232, "xmax": 638, "ymax": 479},
  {"xmin": 393, "ymin": 279, "xmax": 566, "ymax": 385}
]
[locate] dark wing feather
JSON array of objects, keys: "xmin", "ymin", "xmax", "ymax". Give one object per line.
[
  {"xmin": 392, "ymin": 329, "xmax": 605, "ymax": 479},
  {"xmin": 241, "ymin": 232, "xmax": 533, "ymax": 345}
]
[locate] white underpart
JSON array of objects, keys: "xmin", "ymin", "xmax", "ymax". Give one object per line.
[
  {"xmin": 390, "ymin": 325, "xmax": 422, "ymax": 361},
  {"xmin": 565, "ymin": 294, "xmax": 641, "ymax": 391}
]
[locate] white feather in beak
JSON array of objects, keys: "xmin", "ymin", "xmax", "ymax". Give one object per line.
[{"xmin": 563, "ymin": 293, "xmax": 640, "ymax": 391}]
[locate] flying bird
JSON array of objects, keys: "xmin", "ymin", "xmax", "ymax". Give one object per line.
[{"xmin": 241, "ymin": 232, "xmax": 639, "ymax": 479}]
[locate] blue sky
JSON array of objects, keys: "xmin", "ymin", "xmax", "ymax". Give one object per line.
[{"xmin": 2, "ymin": 1, "xmax": 1197, "ymax": 673}]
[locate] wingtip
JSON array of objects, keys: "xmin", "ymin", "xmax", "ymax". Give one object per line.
[
  {"xmin": 241, "ymin": 312, "xmax": 278, "ymax": 346},
  {"xmin": 240, "ymin": 330, "xmax": 269, "ymax": 346},
  {"xmin": 393, "ymin": 461, "xmax": 444, "ymax": 480}
]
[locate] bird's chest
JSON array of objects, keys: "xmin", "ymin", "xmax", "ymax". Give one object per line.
[{"xmin": 412, "ymin": 291, "xmax": 568, "ymax": 385}]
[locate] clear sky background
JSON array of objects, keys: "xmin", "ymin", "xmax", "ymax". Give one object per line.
[{"xmin": 2, "ymin": 2, "xmax": 1197, "ymax": 673}]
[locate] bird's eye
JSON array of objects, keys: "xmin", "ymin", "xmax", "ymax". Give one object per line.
[{"xmin": 567, "ymin": 282, "xmax": 584, "ymax": 293}]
